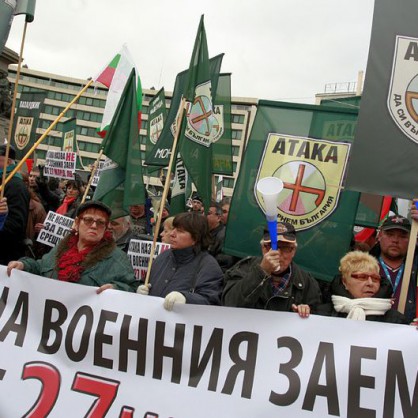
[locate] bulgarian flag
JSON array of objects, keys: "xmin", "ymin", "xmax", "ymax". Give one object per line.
[{"xmin": 94, "ymin": 45, "xmax": 142, "ymax": 138}]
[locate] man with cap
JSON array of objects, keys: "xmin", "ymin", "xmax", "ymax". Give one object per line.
[
  {"xmin": 371, "ymin": 215, "xmax": 416, "ymax": 322},
  {"xmin": 0, "ymin": 144, "xmax": 30, "ymax": 265},
  {"xmin": 222, "ymin": 222, "xmax": 321, "ymax": 317},
  {"xmin": 189, "ymin": 193, "xmax": 204, "ymax": 214}
]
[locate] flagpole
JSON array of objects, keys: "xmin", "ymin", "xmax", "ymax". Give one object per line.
[
  {"xmin": 1, "ymin": 20, "xmax": 28, "ymax": 198},
  {"xmin": 0, "ymin": 79, "xmax": 94, "ymax": 192},
  {"xmin": 80, "ymin": 149, "xmax": 103, "ymax": 204},
  {"xmin": 144, "ymin": 97, "xmax": 186, "ymax": 286},
  {"xmin": 397, "ymin": 214, "xmax": 418, "ymax": 314}
]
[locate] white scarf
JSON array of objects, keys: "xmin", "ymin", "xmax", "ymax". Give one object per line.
[{"xmin": 332, "ymin": 295, "xmax": 392, "ymax": 321}]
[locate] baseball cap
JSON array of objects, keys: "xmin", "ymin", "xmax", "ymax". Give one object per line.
[
  {"xmin": 380, "ymin": 215, "xmax": 411, "ymax": 233},
  {"xmin": 192, "ymin": 194, "xmax": 203, "ymax": 204},
  {"xmin": 263, "ymin": 222, "xmax": 297, "ymax": 243}
]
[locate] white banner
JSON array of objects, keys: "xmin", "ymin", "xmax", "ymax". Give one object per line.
[
  {"xmin": 0, "ymin": 266, "xmax": 417, "ymax": 418},
  {"xmin": 36, "ymin": 211, "xmax": 73, "ymax": 247},
  {"xmin": 127, "ymin": 239, "xmax": 170, "ymax": 280},
  {"xmin": 43, "ymin": 150, "xmax": 77, "ymax": 180}
]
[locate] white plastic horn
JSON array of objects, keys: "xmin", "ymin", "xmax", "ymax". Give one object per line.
[
  {"xmin": 257, "ymin": 177, "xmax": 283, "ymax": 251},
  {"xmin": 256, "ymin": 177, "xmax": 283, "ymax": 221}
]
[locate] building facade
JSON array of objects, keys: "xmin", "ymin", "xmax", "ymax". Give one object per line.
[{"xmin": 7, "ymin": 65, "xmax": 257, "ymax": 197}]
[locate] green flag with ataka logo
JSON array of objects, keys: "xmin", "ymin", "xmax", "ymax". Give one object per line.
[
  {"xmin": 224, "ymin": 100, "xmax": 360, "ymax": 282},
  {"xmin": 11, "ymin": 90, "xmax": 46, "ymax": 160},
  {"xmin": 146, "ymin": 87, "xmax": 166, "ymax": 160},
  {"xmin": 346, "ymin": 0, "xmax": 418, "ymax": 199}
]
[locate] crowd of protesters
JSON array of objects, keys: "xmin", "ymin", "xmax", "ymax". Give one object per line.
[{"xmin": 1, "ymin": 144, "xmax": 417, "ymax": 326}]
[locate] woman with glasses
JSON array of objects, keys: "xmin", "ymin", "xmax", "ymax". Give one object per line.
[
  {"xmin": 313, "ymin": 251, "xmax": 408, "ymax": 324},
  {"xmin": 6, "ymin": 201, "xmax": 137, "ymax": 293}
]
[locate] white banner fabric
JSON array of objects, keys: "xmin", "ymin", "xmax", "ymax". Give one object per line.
[{"xmin": 0, "ymin": 266, "xmax": 417, "ymax": 418}]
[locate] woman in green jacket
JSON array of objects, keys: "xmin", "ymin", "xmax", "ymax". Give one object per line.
[{"xmin": 7, "ymin": 200, "xmax": 136, "ymax": 293}]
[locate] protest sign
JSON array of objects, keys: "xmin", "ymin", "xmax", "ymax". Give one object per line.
[
  {"xmin": 36, "ymin": 211, "xmax": 73, "ymax": 247},
  {"xmin": 91, "ymin": 161, "xmax": 105, "ymax": 187},
  {"xmin": 0, "ymin": 266, "xmax": 417, "ymax": 417},
  {"xmin": 127, "ymin": 239, "xmax": 170, "ymax": 280},
  {"xmin": 43, "ymin": 150, "xmax": 77, "ymax": 180}
]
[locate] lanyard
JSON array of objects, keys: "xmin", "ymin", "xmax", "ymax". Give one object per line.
[{"xmin": 379, "ymin": 256, "xmax": 404, "ymax": 293}]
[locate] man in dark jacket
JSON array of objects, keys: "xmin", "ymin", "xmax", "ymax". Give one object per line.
[
  {"xmin": 0, "ymin": 145, "xmax": 30, "ymax": 265},
  {"xmin": 222, "ymin": 222, "xmax": 321, "ymax": 317},
  {"xmin": 207, "ymin": 203, "xmax": 225, "ymax": 257}
]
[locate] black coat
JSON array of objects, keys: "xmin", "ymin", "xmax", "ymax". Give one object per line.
[
  {"xmin": 313, "ymin": 274, "xmax": 409, "ymax": 324},
  {"xmin": 0, "ymin": 174, "xmax": 30, "ymax": 265},
  {"xmin": 222, "ymin": 257, "xmax": 322, "ymax": 312}
]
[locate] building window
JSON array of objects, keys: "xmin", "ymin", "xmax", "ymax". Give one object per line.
[
  {"xmin": 232, "ymin": 145, "xmax": 240, "ymax": 156},
  {"xmin": 223, "ymin": 177, "xmax": 235, "ymax": 188},
  {"xmin": 231, "ymin": 130, "xmax": 242, "ymax": 140},
  {"xmin": 232, "ymin": 114, "xmax": 245, "ymax": 124}
]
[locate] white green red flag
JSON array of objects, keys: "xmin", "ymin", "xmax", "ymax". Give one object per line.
[{"xmin": 94, "ymin": 45, "xmax": 142, "ymax": 138}]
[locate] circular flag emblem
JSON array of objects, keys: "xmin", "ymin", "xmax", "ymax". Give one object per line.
[
  {"xmin": 273, "ymin": 161, "xmax": 326, "ymax": 216},
  {"xmin": 405, "ymin": 74, "xmax": 418, "ymax": 123}
]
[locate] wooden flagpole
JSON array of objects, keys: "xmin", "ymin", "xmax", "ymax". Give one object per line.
[
  {"xmin": 144, "ymin": 97, "xmax": 186, "ymax": 286},
  {"xmin": 1, "ymin": 20, "xmax": 28, "ymax": 198},
  {"xmin": 80, "ymin": 149, "xmax": 104, "ymax": 204},
  {"xmin": 0, "ymin": 78, "xmax": 94, "ymax": 193},
  {"xmin": 397, "ymin": 212, "xmax": 418, "ymax": 314}
]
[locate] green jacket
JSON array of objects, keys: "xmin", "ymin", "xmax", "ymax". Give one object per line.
[{"xmin": 20, "ymin": 233, "xmax": 137, "ymax": 292}]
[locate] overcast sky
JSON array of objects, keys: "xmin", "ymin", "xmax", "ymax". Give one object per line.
[{"xmin": 5, "ymin": 0, "xmax": 375, "ymax": 103}]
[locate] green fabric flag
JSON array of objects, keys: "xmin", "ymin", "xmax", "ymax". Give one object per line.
[
  {"xmin": 346, "ymin": 0, "xmax": 418, "ymax": 199},
  {"xmin": 224, "ymin": 100, "xmax": 360, "ymax": 282},
  {"xmin": 212, "ymin": 73, "xmax": 233, "ymax": 175},
  {"xmin": 146, "ymin": 87, "xmax": 166, "ymax": 158},
  {"xmin": 145, "ymin": 87, "xmax": 166, "ymax": 176},
  {"xmin": 170, "ymin": 155, "xmax": 192, "ymax": 215},
  {"xmin": 319, "ymin": 96, "xmax": 388, "ymax": 229},
  {"xmin": 62, "ymin": 117, "xmax": 84, "ymax": 170},
  {"xmin": 178, "ymin": 15, "xmax": 222, "ymax": 210},
  {"xmin": 144, "ymin": 54, "xmax": 223, "ymax": 167},
  {"xmin": 14, "ymin": 0, "xmax": 36, "ymax": 22},
  {"xmin": 0, "ymin": 1, "xmax": 15, "ymax": 53},
  {"xmin": 62, "ymin": 117, "xmax": 76, "ymax": 152},
  {"xmin": 93, "ymin": 69, "xmax": 145, "ymax": 219},
  {"xmin": 11, "ymin": 90, "xmax": 46, "ymax": 160}
]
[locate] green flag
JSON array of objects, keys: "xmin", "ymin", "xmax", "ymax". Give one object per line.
[
  {"xmin": 62, "ymin": 117, "xmax": 76, "ymax": 152},
  {"xmin": 179, "ymin": 15, "xmax": 222, "ymax": 210},
  {"xmin": 212, "ymin": 73, "xmax": 233, "ymax": 175},
  {"xmin": 14, "ymin": 0, "xmax": 36, "ymax": 22},
  {"xmin": 93, "ymin": 69, "xmax": 145, "ymax": 219},
  {"xmin": 144, "ymin": 54, "xmax": 223, "ymax": 167},
  {"xmin": 346, "ymin": 0, "xmax": 418, "ymax": 199},
  {"xmin": 146, "ymin": 87, "xmax": 166, "ymax": 159},
  {"xmin": 11, "ymin": 90, "xmax": 46, "ymax": 160},
  {"xmin": 224, "ymin": 100, "xmax": 360, "ymax": 282},
  {"xmin": 319, "ymin": 95, "xmax": 391, "ymax": 229},
  {"xmin": 170, "ymin": 155, "xmax": 192, "ymax": 215}
]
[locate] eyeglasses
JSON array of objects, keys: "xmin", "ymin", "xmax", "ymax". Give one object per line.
[
  {"xmin": 351, "ymin": 273, "xmax": 381, "ymax": 284},
  {"xmin": 80, "ymin": 216, "xmax": 107, "ymax": 229},
  {"xmin": 263, "ymin": 242, "xmax": 296, "ymax": 253}
]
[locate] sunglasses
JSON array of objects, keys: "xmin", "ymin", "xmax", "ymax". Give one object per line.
[
  {"xmin": 351, "ymin": 273, "xmax": 381, "ymax": 284},
  {"xmin": 263, "ymin": 242, "xmax": 296, "ymax": 253}
]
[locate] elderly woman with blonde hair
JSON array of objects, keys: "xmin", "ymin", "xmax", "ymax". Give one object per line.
[{"xmin": 314, "ymin": 251, "xmax": 408, "ymax": 324}]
